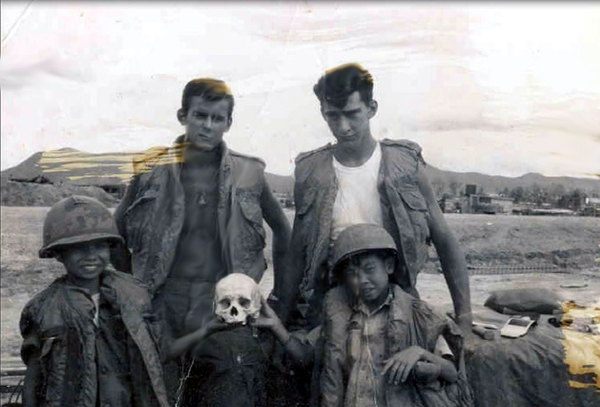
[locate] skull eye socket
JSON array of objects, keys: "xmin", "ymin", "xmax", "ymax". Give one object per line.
[
  {"xmin": 219, "ymin": 299, "xmax": 231, "ymax": 308},
  {"xmin": 239, "ymin": 297, "xmax": 251, "ymax": 309}
]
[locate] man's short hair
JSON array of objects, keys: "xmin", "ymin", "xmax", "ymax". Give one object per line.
[
  {"xmin": 181, "ymin": 78, "xmax": 234, "ymax": 118},
  {"xmin": 313, "ymin": 63, "xmax": 374, "ymax": 108}
]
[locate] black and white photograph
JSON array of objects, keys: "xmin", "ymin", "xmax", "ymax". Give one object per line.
[{"xmin": 1, "ymin": 1, "xmax": 599, "ymax": 406}]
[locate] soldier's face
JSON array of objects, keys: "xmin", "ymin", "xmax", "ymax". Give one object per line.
[
  {"xmin": 59, "ymin": 241, "xmax": 111, "ymax": 281},
  {"xmin": 179, "ymin": 96, "xmax": 232, "ymax": 150},
  {"xmin": 321, "ymin": 91, "xmax": 377, "ymax": 148},
  {"xmin": 344, "ymin": 252, "xmax": 392, "ymax": 304}
]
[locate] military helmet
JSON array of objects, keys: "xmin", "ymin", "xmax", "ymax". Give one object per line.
[
  {"xmin": 331, "ymin": 223, "xmax": 397, "ymax": 272},
  {"xmin": 39, "ymin": 195, "xmax": 124, "ymax": 258}
]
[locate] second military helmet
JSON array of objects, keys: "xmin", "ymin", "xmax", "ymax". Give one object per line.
[{"xmin": 331, "ymin": 223, "xmax": 398, "ymax": 273}]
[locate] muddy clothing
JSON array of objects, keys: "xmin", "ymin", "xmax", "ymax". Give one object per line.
[
  {"xmin": 321, "ymin": 285, "xmax": 473, "ymax": 407},
  {"xmin": 290, "ymin": 139, "xmax": 434, "ymax": 327},
  {"xmin": 116, "ymin": 138, "xmax": 269, "ymax": 404},
  {"xmin": 115, "ymin": 137, "xmax": 269, "ymax": 298},
  {"xmin": 19, "ymin": 269, "xmax": 168, "ymax": 407},
  {"xmin": 181, "ymin": 326, "xmax": 275, "ymax": 407}
]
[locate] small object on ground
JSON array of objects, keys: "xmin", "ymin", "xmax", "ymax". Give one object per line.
[
  {"xmin": 500, "ymin": 316, "xmax": 536, "ymax": 338},
  {"xmin": 472, "ymin": 324, "xmax": 500, "ymax": 340},
  {"xmin": 472, "ymin": 322, "xmax": 500, "ymax": 330},
  {"xmin": 559, "ymin": 281, "xmax": 588, "ymax": 289}
]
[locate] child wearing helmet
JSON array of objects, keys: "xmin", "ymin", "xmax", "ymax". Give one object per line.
[
  {"xmin": 19, "ymin": 196, "xmax": 169, "ymax": 407},
  {"xmin": 321, "ymin": 223, "xmax": 473, "ymax": 407}
]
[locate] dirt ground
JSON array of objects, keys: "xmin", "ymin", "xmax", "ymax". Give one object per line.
[{"xmin": 2, "ymin": 207, "xmax": 599, "ymax": 368}]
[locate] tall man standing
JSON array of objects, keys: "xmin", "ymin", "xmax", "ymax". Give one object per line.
[
  {"xmin": 115, "ymin": 78, "xmax": 291, "ymax": 403},
  {"xmin": 277, "ymin": 63, "xmax": 472, "ymax": 333}
]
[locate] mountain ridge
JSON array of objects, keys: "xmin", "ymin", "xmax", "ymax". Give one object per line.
[{"xmin": 2, "ymin": 148, "xmax": 599, "ymax": 197}]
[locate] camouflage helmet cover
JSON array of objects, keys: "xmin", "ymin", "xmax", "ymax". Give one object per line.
[{"xmin": 39, "ymin": 195, "xmax": 124, "ymax": 258}]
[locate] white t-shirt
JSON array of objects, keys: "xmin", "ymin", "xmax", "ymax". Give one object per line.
[{"xmin": 331, "ymin": 142, "xmax": 383, "ymax": 243}]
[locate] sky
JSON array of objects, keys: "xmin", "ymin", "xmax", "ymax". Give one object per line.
[{"xmin": 1, "ymin": 1, "xmax": 600, "ymax": 178}]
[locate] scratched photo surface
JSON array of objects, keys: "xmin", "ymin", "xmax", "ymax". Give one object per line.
[{"xmin": 1, "ymin": 1, "xmax": 600, "ymax": 406}]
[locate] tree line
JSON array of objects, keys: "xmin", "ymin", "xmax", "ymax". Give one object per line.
[{"xmin": 430, "ymin": 177, "xmax": 597, "ymax": 211}]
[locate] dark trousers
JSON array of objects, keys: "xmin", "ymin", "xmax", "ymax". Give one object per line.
[{"xmin": 153, "ymin": 277, "xmax": 216, "ymax": 406}]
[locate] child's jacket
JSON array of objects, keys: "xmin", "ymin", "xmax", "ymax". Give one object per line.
[
  {"xmin": 321, "ymin": 284, "xmax": 473, "ymax": 407},
  {"xmin": 20, "ymin": 268, "xmax": 169, "ymax": 407}
]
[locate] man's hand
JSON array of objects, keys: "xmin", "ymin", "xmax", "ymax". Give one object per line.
[{"xmin": 382, "ymin": 346, "xmax": 425, "ymax": 385}]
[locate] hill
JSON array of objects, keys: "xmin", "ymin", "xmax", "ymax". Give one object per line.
[
  {"xmin": 424, "ymin": 166, "xmax": 600, "ymax": 196},
  {"xmin": 2, "ymin": 148, "xmax": 599, "ymax": 205}
]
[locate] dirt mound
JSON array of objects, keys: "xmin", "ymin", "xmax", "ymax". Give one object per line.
[{"xmin": 0, "ymin": 180, "xmax": 118, "ymax": 207}]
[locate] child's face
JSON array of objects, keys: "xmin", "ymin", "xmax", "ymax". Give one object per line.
[
  {"xmin": 179, "ymin": 96, "xmax": 232, "ymax": 150},
  {"xmin": 344, "ymin": 252, "xmax": 392, "ymax": 304},
  {"xmin": 58, "ymin": 240, "xmax": 111, "ymax": 282}
]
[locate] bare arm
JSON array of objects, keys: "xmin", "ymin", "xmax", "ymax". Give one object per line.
[
  {"xmin": 167, "ymin": 318, "xmax": 227, "ymax": 359},
  {"xmin": 251, "ymin": 297, "xmax": 314, "ymax": 366},
  {"xmin": 260, "ymin": 180, "xmax": 292, "ymax": 303},
  {"xmin": 414, "ymin": 164, "xmax": 472, "ymax": 331},
  {"xmin": 420, "ymin": 351, "xmax": 458, "ymax": 383},
  {"xmin": 23, "ymin": 358, "xmax": 40, "ymax": 407},
  {"xmin": 383, "ymin": 346, "xmax": 457, "ymax": 385}
]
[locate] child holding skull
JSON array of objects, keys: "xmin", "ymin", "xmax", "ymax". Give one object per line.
[{"xmin": 168, "ymin": 273, "xmax": 314, "ymax": 407}]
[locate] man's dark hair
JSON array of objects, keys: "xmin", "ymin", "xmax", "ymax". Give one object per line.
[
  {"xmin": 313, "ymin": 63, "xmax": 374, "ymax": 108},
  {"xmin": 181, "ymin": 78, "xmax": 235, "ymax": 119}
]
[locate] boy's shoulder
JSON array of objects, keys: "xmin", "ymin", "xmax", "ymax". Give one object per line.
[
  {"xmin": 389, "ymin": 285, "xmax": 448, "ymax": 325},
  {"xmin": 101, "ymin": 268, "xmax": 154, "ymax": 313},
  {"xmin": 20, "ymin": 277, "xmax": 71, "ymax": 331},
  {"xmin": 103, "ymin": 268, "xmax": 151, "ymax": 297},
  {"xmin": 22, "ymin": 277, "xmax": 68, "ymax": 312},
  {"xmin": 323, "ymin": 286, "xmax": 353, "ymax": 316}
]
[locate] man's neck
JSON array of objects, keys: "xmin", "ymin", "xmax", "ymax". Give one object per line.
[
  {"xmin": 183, "ymin": 143, "xmax": 222, "ymax": 168},
  {"xmin": 333, "ymin": 135, "xmax": 377, "ymax": 167}
]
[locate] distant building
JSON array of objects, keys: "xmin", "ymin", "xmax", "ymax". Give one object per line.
[
  {"xmin": 468, "ymin": 194, "xmax": 514, "ymax": 214},
  {"xmin": 439, "ymin": 196, "xmax": 469, "ymax": 213},
  {"xmin": 465, "ymin": 184, "xmax": 477, "ymax": 196},
  {"xmin": 583, "ymin": 197, "xmax": 600, "ymax": 217}
]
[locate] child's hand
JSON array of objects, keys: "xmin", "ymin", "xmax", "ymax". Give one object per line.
[
  {"xmin": 251, "ymin": 296, "xmax": 283, "ymax": 331},
  {"xmin": 204, "ymin": 316, "xmax": 229, "ymax": 336},
  {"xmin": 382, "ymin": 346, "xmax": 425, "ymax": 385}
]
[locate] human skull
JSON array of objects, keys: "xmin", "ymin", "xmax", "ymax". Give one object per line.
[{"xmin": 214, "ymin": 273, "xmax": 262, "ymax": 325}]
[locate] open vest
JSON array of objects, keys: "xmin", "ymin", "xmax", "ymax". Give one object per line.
[
  {"xmin": 291, "ymin": 139, "xmax": 431, "ymax": 319},
  {"xmin": 116, "ymin": 138, "xmax": 267, "ymax": 296}
]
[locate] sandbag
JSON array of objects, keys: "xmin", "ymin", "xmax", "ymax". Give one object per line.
[{"xmin": 484, "ymin": 288, "xmax": 563, "ymax": 315}]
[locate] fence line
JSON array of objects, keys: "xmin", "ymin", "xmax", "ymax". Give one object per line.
[{"xmin": 466, "ymin": 263, "xmax": 573, "ymax": 275}]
